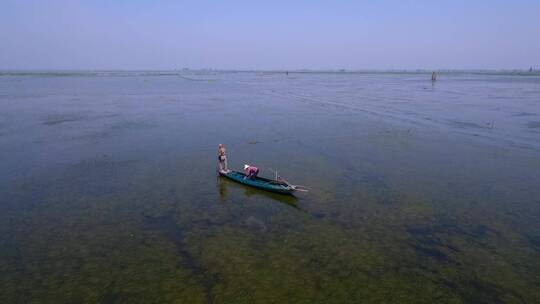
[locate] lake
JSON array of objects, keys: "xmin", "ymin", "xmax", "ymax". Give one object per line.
[{"xmin": 1, "ymin": 71, "xmax": 539, "ymax": 303}]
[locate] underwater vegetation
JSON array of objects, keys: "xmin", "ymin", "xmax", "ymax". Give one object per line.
[{"xmin": 1, "ymin": 72, "xmax": 540, "ymax": 303}]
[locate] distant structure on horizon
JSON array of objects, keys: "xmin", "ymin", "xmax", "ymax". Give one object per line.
[{"xmin": 530, "ymin": 67, "xmax": 534, "ymax": 72}]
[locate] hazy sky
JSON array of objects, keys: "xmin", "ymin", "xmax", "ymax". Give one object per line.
[{"xmin": 1, "ymin": 0, "xmax": 539, "ymax": 70}]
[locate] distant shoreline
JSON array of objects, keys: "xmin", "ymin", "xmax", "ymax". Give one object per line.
[{"xmin": 1, "ymin": 69, "xmax": 539, "ymax": 77}]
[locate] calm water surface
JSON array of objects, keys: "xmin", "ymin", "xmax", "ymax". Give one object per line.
[{"xmin": 1, "ymin": 71, "xmax": 539, "ymax": 303}]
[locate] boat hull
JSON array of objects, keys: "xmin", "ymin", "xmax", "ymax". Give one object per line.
[{"xmin": 219, "ymin": 171, "xmax": 295, "ymax": 195}]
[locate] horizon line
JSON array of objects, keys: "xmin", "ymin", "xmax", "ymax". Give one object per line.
[{"xmin": 1, "ymin": 68, "xmax": 538, "ymax": 73}]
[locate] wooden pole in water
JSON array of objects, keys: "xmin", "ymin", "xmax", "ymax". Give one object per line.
[{"xmin": 431, "ymin": 71, "xmax": 437, "ymax": 82}]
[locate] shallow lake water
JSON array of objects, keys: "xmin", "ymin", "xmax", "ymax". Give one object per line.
[{"xmin": 1, "ymin": 71, "xmax": 539, "ymax": 303}]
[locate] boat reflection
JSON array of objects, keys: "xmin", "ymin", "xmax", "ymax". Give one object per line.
[{"xmin": 217, "ymin": 177, "xmax": 299, "ymax": 209}]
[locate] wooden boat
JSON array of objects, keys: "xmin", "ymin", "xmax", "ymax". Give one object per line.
[{"xmin": 218, "ymin": 170, "xmax": 296, "ymax": 195}]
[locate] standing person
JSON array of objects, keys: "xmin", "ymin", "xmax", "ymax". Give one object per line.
[
  {"xmin": 244, "ymin": 164, "xmax": 259, "ymax": 179},
  {"xmin": 218, "ymin": 144, "xmax": 229, "ymax": 172}
]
